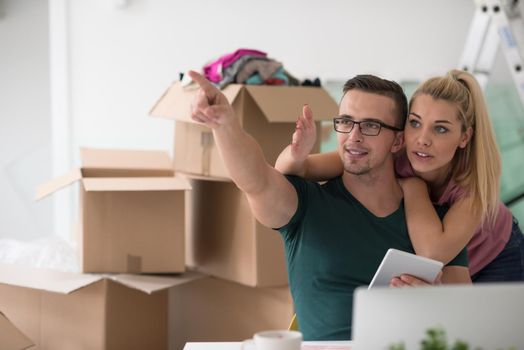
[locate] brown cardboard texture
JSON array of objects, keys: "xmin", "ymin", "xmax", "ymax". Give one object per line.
[
  {"xmin": 0, "ymin": 312, "xmax": 34, "ymax": 350},
  {"xmin": 184, "ymin": 177, "xmax": 287, "ymax": 287},
  {"xmin": 169, "ymin": 276, "xmax": 294, "ymax": 350},
  {"xmin": 0, "ymin": 264, "xmax": 292, "ymax": 350},
  {"xmin": 0, "ymin": 264, "xmax": 204, "ymax": 350},
  {"xmin": 150, "ymin": 82, "xmax": 338, "ymax": 178},
  {"xmin": 35, "ymin": 148, "xmax": 191, "ymax": 274}
]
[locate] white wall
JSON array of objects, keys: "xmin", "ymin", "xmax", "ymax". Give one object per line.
[
  {"xmin": 0, "ymin": 0, "xmax": 52, "ymax": 240},
  {"xmin": 66, "ymin": 0, "xmax": 475, "ymax": 159},
  {"xmin": 1, "ymin": 0, "xmax": 478, "ymax": 241}
]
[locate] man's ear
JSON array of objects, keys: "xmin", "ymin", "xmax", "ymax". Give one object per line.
[
  {"xmin": 391, "ymin": 131, "xmax": 404, "ymax": 153},
  {"xmin": 459, "ymin": 126, "xmax": 473, "ymax": 148}
]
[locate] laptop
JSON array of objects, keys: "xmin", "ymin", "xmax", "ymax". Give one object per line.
[{"xmin": 351, "ymin": 283, "xmax": 524, "ymax": 349}]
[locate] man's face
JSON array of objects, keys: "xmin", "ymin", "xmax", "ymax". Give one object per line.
[{"xmin": 337, "ymin": 90, "xmax": 403, "ymax": 177}]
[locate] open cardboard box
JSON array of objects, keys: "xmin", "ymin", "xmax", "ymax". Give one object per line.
[
  {"xmin": 150, "ymin": 82, "xmax": 339, "ymax": 179},
  {"xmin": 0, "ymin": 264, "xmax": 293, "ymax": 350},
  {"xmin": 0, "ymin": 263, "xmax": 203, "ymax": 350},
  {"xmin": 36, "ymin": 148, "xmax": 191, "ymax": 274}
]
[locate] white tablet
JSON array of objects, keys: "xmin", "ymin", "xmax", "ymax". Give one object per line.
[{"xmin": 368, "ymin": 248, "xmax": 444, "ymax": 289}]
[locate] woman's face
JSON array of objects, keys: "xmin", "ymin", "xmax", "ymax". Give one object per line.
[{"xmin": 405, "ymin": 94, "xmax": 472, "ymax": 182}]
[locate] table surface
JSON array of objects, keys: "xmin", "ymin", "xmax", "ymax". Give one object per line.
[{"xmin": 184, "ymin": 341, "xmax": 353, "ymax": 350}]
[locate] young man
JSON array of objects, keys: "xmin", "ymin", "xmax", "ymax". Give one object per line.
[{"xmin": 188, "ymin": 71, "xmax": 470, "ymax": 340}]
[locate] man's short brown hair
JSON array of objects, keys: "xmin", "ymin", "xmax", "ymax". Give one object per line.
[{"xmin": 343, "ymin": 75, "xmax": 408, "ymax": 129}]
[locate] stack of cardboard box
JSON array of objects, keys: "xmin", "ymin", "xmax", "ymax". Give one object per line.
[
  {"xmin": 150, "ymin": 82, "xmax": 339, "ymax": 287},
  {"xmin": 0, "ymin": 80, "xmax": 338, "ymax": 350},
  {"xmin": 151, "ymin": 81, "xmax": 338, "ymax": 347}
]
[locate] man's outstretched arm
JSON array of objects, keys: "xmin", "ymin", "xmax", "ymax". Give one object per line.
[{"xmin": 188, "ymin": 71, "xmax": 298, "ymax": 228}]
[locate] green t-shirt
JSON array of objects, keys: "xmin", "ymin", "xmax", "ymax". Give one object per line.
[{"xmin": 278, "ymin": 175, "xmax": 468, "ymax": 341}]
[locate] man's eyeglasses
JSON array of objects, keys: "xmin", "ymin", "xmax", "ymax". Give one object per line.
[{"xmin": 333, "ymin": 116, "xmax": 403, "ymax": 136}]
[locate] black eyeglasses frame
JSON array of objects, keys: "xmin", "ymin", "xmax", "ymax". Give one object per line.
[{"xmin": 332, "ymin": 116, "xmax": 403, "ymax": 136}]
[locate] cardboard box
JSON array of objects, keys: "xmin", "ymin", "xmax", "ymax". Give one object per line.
[
  {"xmin": 0, "ymin": 264, "xmax": 293, "ymax": 350},
  {"xmin": 0, "ymin": 311, "xmax": 33, "ymax": 350},
  {"xmin": 169, "ymin": 276, "xmax": 294, "ymax": 350},
  {"xmin": 150, "ymin": 82, "xmax": 338, "ymax": 179},
  {"xmin": 184, "ymin": 177, "xmax": 288, "ymax": 287},
  {"xmin": 35, "ymin": 148, "xmax": 191, "ymax": 274},
  {"xmin": 0, "ymin": 264, "xmax": 204, "ymax": 350}
]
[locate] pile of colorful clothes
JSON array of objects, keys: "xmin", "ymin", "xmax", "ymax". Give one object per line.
[{"xmin": 200, "ymin": 48, "xmax": 319, "ymax": 89}]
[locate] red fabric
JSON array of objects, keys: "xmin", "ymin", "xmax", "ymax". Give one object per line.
[{"xmin": 264, "ymin": 78, "xmax": 286, "ymax": 85}]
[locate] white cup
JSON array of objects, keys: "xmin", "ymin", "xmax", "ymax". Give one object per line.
[{"xmin": 241, "ymin": 330, "xmax": 303, "ymax": 350}]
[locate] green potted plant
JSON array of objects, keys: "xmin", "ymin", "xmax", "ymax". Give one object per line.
[{"xmin": 388, "ymin": 327, "xmax": 516, "ymax": 350}]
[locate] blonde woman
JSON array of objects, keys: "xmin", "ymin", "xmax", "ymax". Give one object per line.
[{"xmin": 276, "ymin": 69, "xmax": 524, "ymax": 282}]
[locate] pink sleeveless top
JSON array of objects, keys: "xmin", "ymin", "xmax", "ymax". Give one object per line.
[{"xmin": 395, "ymin": 153, "xmax": 512, "ymax": 275}]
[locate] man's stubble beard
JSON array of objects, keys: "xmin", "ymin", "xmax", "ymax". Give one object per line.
[
  {"xmin": 342, "ymin": 158, "xmax": 384, "ymax": 186},
  {"xmin": 343, "ymin": 158, "xmax": 372, "ymax": 177}
]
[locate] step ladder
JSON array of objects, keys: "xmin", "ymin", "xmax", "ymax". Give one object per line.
[
  {"xmin": 460, "ymin": 0, "xmax": 524, "ymax": 107},
  {"xmin": 461, "ymin": 0, "xmax": 524, "ymax": 208}
]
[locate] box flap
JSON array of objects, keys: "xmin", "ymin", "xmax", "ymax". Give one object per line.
[
  {"xmin": 245, "ymin": 85, "xmax": 338, "ymax": 122},
  {"xmin": 82, "ymin": 176, "xmax": 191, "ymax": 192},
  {"xmin": 0, "ymin": 264, "xmax": 206, "ymax": 295},
  {"xmin": 80, "ymin": 147, "xmax": 173, "ymax": 177},
  {"xmin": 111, "ymin": 271, "xmax": 205, "ymax": 294},
  {"xmin": 149, "ymin": 82, "xmax": 243, "ymax": 122},
  {"xmin": 0, "ymin": 263, "xmax": 103, "ymax": 294},
  {"xmin": 0, "ymin": 312, "xmax": 34, "ymax": 350},
  {"xmin": 178, "ymin": 172, "xmax": 232, "ymax": 183},
  {"xmin": 35, "ymin": 168, "xmax": 82, "ymax": 201}
]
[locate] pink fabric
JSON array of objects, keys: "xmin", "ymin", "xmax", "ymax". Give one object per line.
[
  {"xmin": 395, "ymin": 153, "xmax": 512, "ymax": 275},
  {"xmin": 203, "ymin": 49, "xmax": 267, "ymax": 83}
]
